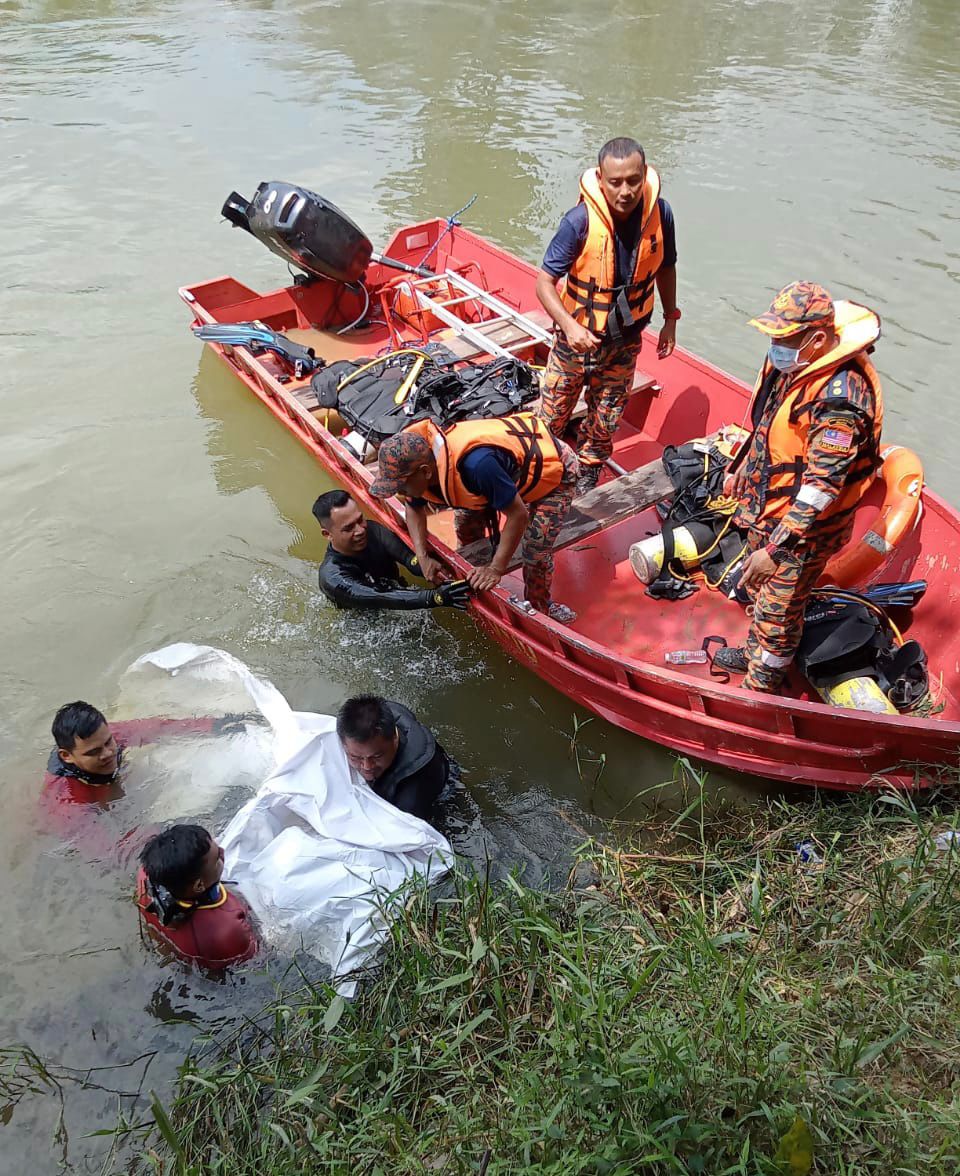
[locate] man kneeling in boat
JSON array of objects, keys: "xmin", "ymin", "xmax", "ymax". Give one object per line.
[
  {"xmin": 337, "ymin": 694, "xmax": 450, "ymax": 821},
  {"xmin": 137, "ymin": 823, "xmax": 258, "ymax": 970},
  {"xmin": 715, "ymin": 281, "xmax": 883, "ymax": 692},
  {"xmin": 314, "ymin": 489, "xmax": 470, "ymax": 612},
  {"xmin": 369, "ymin": 415, "xmax": 578, "ymax": 624}
]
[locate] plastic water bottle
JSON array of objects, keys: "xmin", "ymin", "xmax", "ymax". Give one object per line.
[
  {"xmin": 664, "ymin": 649, "xmax": 708, "ymax": 665},
  {"xmin": 795, "ymin": 841, "xmax": 823, "ymax": 865},
  {"xmin": 934, "ymin": 830, "xmax": 960, "ymax": 852}
]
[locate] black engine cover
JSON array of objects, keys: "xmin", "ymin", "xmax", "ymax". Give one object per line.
[{"xmin": 222, "ymin": 182, "xmax": 373, "ymax": 284}]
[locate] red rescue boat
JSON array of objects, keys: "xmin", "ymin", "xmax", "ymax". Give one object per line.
[{"xmin": 180, "ymin": 202, "xmax": 960, "ymax": 791}]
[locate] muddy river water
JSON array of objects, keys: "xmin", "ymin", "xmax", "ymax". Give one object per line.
[{"xmin": 2, "ymin": 0, "xmax": 959, "ymax": 1167}]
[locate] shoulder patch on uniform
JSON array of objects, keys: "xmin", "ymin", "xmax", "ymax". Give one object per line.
[
  {"xmin": 820, "ymin": 425, "xmax": 855, "ymax": 453},
  {"xmin": 828, "ymin": 374, "xmax": 848, "ymax": 396}
]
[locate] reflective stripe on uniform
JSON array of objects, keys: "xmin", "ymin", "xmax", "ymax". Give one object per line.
[
  {"xmin": 760, "ymin": 648, "xmax": 794, "ymax": 668},
  {"xmin": 795, "ymin": 483, "xmax": 836, "ymax": 510}
]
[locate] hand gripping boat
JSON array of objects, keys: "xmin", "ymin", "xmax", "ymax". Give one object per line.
[{"xmin": 181, "ymin": 182, "xmax": 960, "ymax": 791}]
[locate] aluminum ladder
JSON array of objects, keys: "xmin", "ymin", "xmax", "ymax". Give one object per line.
[{"xmin": 393, "ymin": 269, "xmax": 553, "ymax": 360}]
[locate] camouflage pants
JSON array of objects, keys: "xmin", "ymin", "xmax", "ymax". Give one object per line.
[
  {"xmin": 454, "ymin": 442, "xmax": 578, "ymax": 611},
  {"xmin": 744, "ymin": 528, "xmax": 849, "ymax": 693},
  {"xmin": 538, "ymin": 333, "xmax": 643, "ymax": 469}
]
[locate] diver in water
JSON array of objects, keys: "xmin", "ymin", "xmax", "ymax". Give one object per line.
[
  {"xmin": 41, "ymin": 700, "xmax": 249, "ymax": 853},
  {"xmin": 136, "ymin": 823, "xmax": 258, "ymax": 970},
  {"xmin": 336, "ymin": 694, "xmax": 451, "ymax": 821},
  {"xmin": 314, "ymin": 489, "xmax": 470, "ymax": 611}
]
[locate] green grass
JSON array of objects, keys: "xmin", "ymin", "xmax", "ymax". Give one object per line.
[{"xmin": 131, "ymin": 775, "xmax": 960, "ymax": 1175}]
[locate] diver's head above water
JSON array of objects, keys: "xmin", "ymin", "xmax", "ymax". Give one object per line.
[
  {"xmin": 336, "ymin": 694, "xmax": 400, "ymax": 785},
  {"xmin": 313, "ymin": 489, "xmax": 370, "ymax": 556},
  {"xmin": 140, "ymin": 824, "xmax": 225, "ymax": 904},
  {"xmin": 53, "ymin": 700, "xmax": 120, "ymax": 781}
]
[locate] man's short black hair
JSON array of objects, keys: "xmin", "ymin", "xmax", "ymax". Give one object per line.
[
  {"xmin": 140, "ymin": 824, "xmax": 212, "ymax": 895},
  {"xmin": 313, "ymin": 489, "xmax": 353, "ymax": 527},
  {"xmin": 52, "ymin": 701, "xmax": 107, "ymax": 751},
  {"xmin": 336, "ymin": 695, "xmax": 397, "ymax": 743},
  {"xmin": 598, "ymin": 137, "xmax": 646, "ymax": 168}
]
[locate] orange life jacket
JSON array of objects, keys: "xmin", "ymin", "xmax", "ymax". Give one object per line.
[
  {"xmin": 404, "ymin": 414, "xmax": 564, "ymax": 511},
  {"xmin": 560, "ymin": 166, "xmax": 664, "ymax": 336},
  {"xmin": 749, "ymin": 300, "xmax": 884, "ymax": 526}
]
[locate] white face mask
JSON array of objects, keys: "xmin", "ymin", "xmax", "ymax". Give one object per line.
[{"xmin": 767, "ymin": 331, "xmax": 824, "ymax": 374}]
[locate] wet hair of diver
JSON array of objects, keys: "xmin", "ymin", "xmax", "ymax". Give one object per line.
[
  {"xmin": 52, "ymin": 700, "xmax": 108, "ymax": 750},
  {"xmin": 312, "ymin": 489, "xmax": 352, "ymax": 527},
  {"xmin": 140, "ymin": 824, "xmax": 221, "ymax": 899},
  {"xmin": 336, "ymin": 695, "xmax": 398, "ymax": 745}
]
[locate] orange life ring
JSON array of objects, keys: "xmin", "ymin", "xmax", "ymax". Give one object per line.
[
  {"xmin": 820, "ymin": 444, "xmax": 924, "ymax": 588},
  {"xmin": 387, "ymin": 275, "xmax": 458, "ymax": 336}
]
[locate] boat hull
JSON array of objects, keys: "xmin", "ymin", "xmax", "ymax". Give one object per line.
[{"xmin": 181, "ymin": 218, "xmax": 960, "ymax": 791}]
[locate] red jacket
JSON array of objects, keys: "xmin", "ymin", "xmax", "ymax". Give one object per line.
[
  {"xmin": 39, "ymin": 716, "xmax": 218, "ymax": 857},
  {"xmin": 136, "ymin": 868, "xmax": 258, "ymax": 970}
]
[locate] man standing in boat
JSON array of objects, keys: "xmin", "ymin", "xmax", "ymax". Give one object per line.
[
  {"xmin": 369, "ymin": 414, "xmax": 579, "ymax": 624},
  {"xmin": 313, "ymin": 489, "xmax": 470, "ymax": 612},
  {"xmin": 715, "ymin": 281, "xmax": 884, "ymax": 692},
  {"xmin": 535, "ymin": 137, "xmax": 680, "ymax": 494}
]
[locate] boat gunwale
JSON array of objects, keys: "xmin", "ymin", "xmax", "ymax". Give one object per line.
[{"xmin": 179, "ymin": 246, "xmax": 960, "ymax": 788}]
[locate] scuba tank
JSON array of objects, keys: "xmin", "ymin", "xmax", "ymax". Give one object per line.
[
  {"xmin": 629, "ymin": 517, "xmax": 747, "ymax": 597},
  {"xmin": 795, "ymin": 593, "xmax": 929, "ymax": 715},
  {"xmin": 628, "ymin": 437, "xmax": 748, "ymax": 599},
  {"xmin": 629, "ymin": 520, "xmax": 723, "ymax": 584}
]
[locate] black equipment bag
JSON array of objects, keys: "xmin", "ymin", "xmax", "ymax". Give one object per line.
[
  {"xmin": 796, "ymin": 595, "xmax": 929, "ymax": 711},
  {"xmin": 647, "ymin": 439, "xmax": 745, "ymax": 600},
  {"xmin": 796, "ymin": 598, "xmax": 886, "ymax": 685},
  {"xmin": 311, "ymin": 351, "xmax": 538, "ymax": 445}
]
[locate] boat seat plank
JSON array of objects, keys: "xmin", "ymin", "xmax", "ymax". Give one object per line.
[
  {"xmin": 291, "ymin": 382, "xmax": 320, "ymax": 409},
  {"xmin": 436, "ymin": 309, "xmax": 552, "ymax": 361},
  {"xmin": 493, "ymin": 430, "xmax": 721, "ymax": 571},
  {"xmin": 285, "ymin": 325, "xmax": 386, "ymax": 363},
  {"xmin": 495, "ymin": 462, "xmax": 671, "ymax": 571}
]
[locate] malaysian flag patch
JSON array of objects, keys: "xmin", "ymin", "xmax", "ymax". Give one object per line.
[{"xmin": 820, "ymin": 425, "xmax": 854, "ymax": 453}]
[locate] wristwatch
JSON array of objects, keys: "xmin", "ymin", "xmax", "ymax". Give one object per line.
[{"xmin": 663, "ymin": 308, "xmax": 682, "ymax": 322}]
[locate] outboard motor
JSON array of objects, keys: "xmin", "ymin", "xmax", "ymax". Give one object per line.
[{"xmin": 222, "ymin": 182, "xmax": 373, "ymax": 284}]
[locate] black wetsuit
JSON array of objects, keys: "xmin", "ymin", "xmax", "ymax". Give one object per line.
[
  {"xmin": 318, "ymin": 521, "xmax": 438, "ymax": 610},
  {"xmin": 370, "ymin": 701, "xmax": 450, "ymax": 820}
]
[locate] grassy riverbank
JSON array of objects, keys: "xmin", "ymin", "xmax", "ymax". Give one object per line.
[{"xmin": 136, "ymin": 777, "xmax": 960, "ymax": 1175}]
